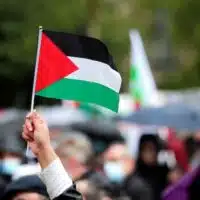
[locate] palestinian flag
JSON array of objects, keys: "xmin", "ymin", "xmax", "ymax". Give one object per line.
[{"xmin": 35, "ymin": 29, "xmax": 121, "ymax": 112}]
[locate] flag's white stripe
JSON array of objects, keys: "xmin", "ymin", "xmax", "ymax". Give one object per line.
[
  {"xmin": 66, "ymin": 56, "xmax": 121, "ymax": 93},
  {"xmin": 129, "ymin": 30, "xmax": 158, "ymax": 105}
]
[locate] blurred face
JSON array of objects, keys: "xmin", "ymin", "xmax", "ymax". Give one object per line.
[
  {"xmin": 103, "ymin": 144, "xmax": 134, "ymax": 183},
  {"xmin": 49, "ymin": 130, "xmax": 62, "ymax": 148},
  {"xmin": 12, "ymin": 192, "xmax": 47, "ymax": 200},
  {"xmin": 0, "ymin": 152, "xmax": 22, "ymax": 176},
  {"xmin": 140, "ymin": 142, "xmax": 157, "ymax": 165},
  {"xmin": 56, "ymin": 148, "xmax": 87, "ymax": 180}
]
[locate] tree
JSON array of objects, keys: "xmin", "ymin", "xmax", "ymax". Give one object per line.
[{"xmin": 1, "ymin": 0, "xmax": 200, "ymax": 107}]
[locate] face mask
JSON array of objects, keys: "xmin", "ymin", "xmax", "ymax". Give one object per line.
[
  {"xmin": 0, "ymin": 158, "xmax": 21, "ymax": 175},
  {"xmin": 104, "ymin": 161, "xmax": 126, "ymax": 183}
]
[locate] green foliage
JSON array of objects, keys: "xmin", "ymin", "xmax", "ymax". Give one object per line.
[
  {"xmin": 0, "ymin": 0, "xmax": 88, "ymax": 80},
  {"xmin": 1, "ymin": 0, "xmax": 200, "ymax": 93}
]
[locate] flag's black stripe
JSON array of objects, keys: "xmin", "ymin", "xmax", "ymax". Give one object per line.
[{"xmin": 43, "ymin": 30, "xmax": 117, "ymax": 71}]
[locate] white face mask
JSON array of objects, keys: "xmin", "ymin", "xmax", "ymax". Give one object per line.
[
  {"xmin": 0, "ymin": 158, "xmax": 21, "ymax": 175},
  {"xmin": 104, "ymin": 161, "xmax": 126, "ymax": 183}
]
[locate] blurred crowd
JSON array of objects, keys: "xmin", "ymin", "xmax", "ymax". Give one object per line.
[{"xmin": 0, "ymin": 106, "xmax": 200, "ymax": 200}]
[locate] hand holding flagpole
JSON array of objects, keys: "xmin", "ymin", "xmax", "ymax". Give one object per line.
[{"xmin": 26, "ymin": 26, "xmax": 43, "ymax": 157}]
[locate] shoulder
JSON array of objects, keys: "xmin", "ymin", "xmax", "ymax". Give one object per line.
[{"xmin": 126, "ymin": 174, "xmax": 151, "ymax": 191}]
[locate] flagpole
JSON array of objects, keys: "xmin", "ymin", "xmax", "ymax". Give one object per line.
[
  {"xmin": 30, "ymin": 26, "xmax": 43, "ymax": 112},
  {"xmin": 26, "ymin": 26, "xmax": 43, "ymax": 158}
]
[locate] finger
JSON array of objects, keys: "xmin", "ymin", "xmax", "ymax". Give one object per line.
[
  {"xmin": 22, "ymin": 124, "xmax": 29, "ymax": 135},
  {"xmin": 25, "ymin": 119, "xmax": 33, "ymax": 131},
  {"xmin": 32, "ymin": 112, "xmax": 46, "ymax": 127},
  {"xmin": 24, "ymin": 127, "xmax": 34, "ymax": 140},
  {"xmin": 22, "ymin": 126, "xmax": 32, "ymax": 138},
  {"xmin": 22, "ymin": 124, "xmax": 34, "ymax": 140},
  {"xmin": 22, "ymin": 131, "xmax": 34, "ymax": 142},
  {"xmin": 22, "ymin": 133, "xmax": 31, "ymax": 141}
]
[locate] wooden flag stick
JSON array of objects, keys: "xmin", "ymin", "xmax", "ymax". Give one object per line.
[{"xmin": 26, "ymin": 26, "xmax": 43, "ymax": 158}]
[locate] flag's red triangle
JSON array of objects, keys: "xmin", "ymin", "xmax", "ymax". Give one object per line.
[{"xmin": 35, "ymin": 33, "xmax": 78, "ymax": 92}]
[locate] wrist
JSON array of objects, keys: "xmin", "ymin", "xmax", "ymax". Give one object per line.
[{"xmin": 37, "ymin": 145, "xmax": 58, "ymax": 169}]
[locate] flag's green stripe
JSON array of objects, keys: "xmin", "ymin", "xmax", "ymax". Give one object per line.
[
  {"xmin": 36, "ymin": 78, "xmax": 119, "ymax": 112},
  {"xmin": 130, "ymin": 65, "xmax": 139, "ymax": 80},
  {"xmin": 130, "ymin": 65, "xmax": 145, "ymax": 104}
]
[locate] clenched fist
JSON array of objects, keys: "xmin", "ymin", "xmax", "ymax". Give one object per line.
[{"xmin": 22, "ymin": 111, "xmax": 57, "ymax": 168}]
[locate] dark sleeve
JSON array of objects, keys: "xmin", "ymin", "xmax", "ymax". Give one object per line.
[
  {"xmin": 54, "ymin": 185, "xmax": 82, "ymax": 200},
  {"xmin": 126, "ymin": 177, "xmax": 153, "ymax": 200},
  {"xmin": 189, "ymin": 174, "xmax": 200, "ymax": 200}
]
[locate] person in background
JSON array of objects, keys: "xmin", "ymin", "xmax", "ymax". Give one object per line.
[
  {"xmin": 167, "ymin": 165, "xmax": 185, "ymax": 185},
  {"xmin": 12, "ymin": 162, "xmax": 41, "ymax": 181},
  {"xmin": 103, "ymin": 143, "xmax": 153, "ymax": 200},
  {"xmin": 2, "ymin": 175, "xmax": 49, "ymax": 200},
  {"xmin": 0, "ymin": 131, "xmax": 24, "ymax": 196},
  {"xmin": 190, "ymin": 146, "xmax": 200, "ymax": 170},
  {"xmin": 20, "ymin": 111, "xmax": 82, "ymax": 200},
  {"xmin": 76, "ymin": 179, "xmax": 109, "ymax": 200},
  {"xmin": 55, "ymin": 131, "xmax": 112, "ymax": 200},
  {"xmin": 55, "ymin": 131, "xmax": 93, "ymax": 181},
  {"xmin": 136, "ymin": 134, "xmax": 169, "ymax": 200},
  {"xmin": 189, "ymin": 132, "xmax": 200, "ymax": 169},
  {"xmin": 166, "ymin": 129, "xmax": 189, "ymax": 172},
  {"xmin": 184, "ymin": 136, "xmax": 197, "ymax": 162}
]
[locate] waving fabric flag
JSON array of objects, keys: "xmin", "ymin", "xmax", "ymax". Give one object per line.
[
  {"xmin": 34, "ymin": 29, "xmax": 121, "ymax": 112},
  {"xmin": 129, "ymin": 30, "xmax": 158, "ymax": 108}
]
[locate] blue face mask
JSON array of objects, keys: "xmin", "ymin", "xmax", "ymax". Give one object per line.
[
  {"xmin": 104, "ymin": 161, "xmax": 126, "ymax": 183},
  {"xmin": 0, "ymin": 158, "xmax": 21, "ymax": 175}
]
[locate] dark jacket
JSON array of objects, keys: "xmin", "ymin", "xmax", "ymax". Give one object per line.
[
  {"xmin": 54, "ymin": 185, "xmax": 82, "ymax": 200},
  {"xmin": 124, "ymin": 173, "xmax": 153, "ymax": 200},
  {"xmin": 93, "ymin": 172, "xmax": 153, "ymax": 200},
  {"xmin": 189, "ymin": 173, "xmax": 200, "ymax": 200},
  {"xmin": 136, "ymin": 161, "xmax": 169, "ymax": 200},
  {"xmin": 136, "ymin": 134, "xmax": 169, "ymax": 200},
  {"xmin": 0, "ymin": 176, "xmax": 8, "ymax": 199}
]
